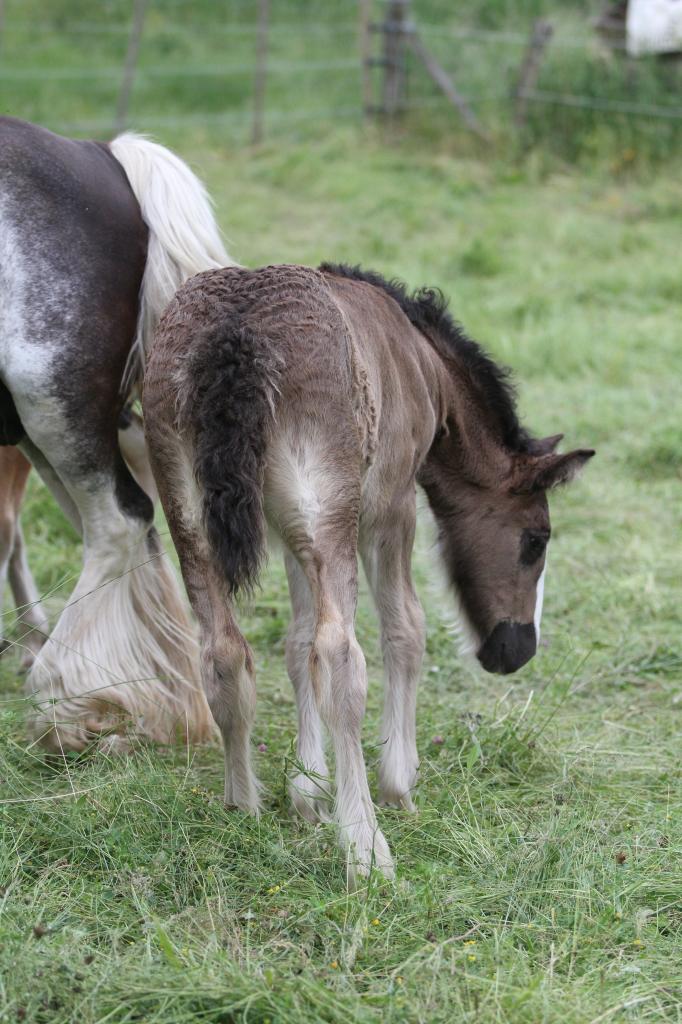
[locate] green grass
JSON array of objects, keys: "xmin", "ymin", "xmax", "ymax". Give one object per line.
[
  {"xmin": 1, "ymin": 0, "xmax": 681, "ymax": 163},
  {"xmin": 1, "ymin": 125, "xmax": 681, "ymax": 1021}
]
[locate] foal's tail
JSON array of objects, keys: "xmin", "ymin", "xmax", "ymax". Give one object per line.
[
  {"xmin": 109, "ymin": 132, "xmax": 233, "ymax": 392},
  {"xmin": 185, "ymin": 321, "xmax": 280, "ymax": 597}
]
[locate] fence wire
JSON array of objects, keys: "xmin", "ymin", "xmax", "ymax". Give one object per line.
[{"xmin": 0, "ymin": 13, "xmax": 680, "ymax": 141}]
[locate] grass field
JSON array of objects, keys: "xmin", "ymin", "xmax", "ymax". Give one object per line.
[
  {"xmin": 2, "ymin": 0, "xmax": 682, "ymax": 162},
  {"xmin": 1, "ymin": 124, "xmax": 681, "ymax": 1022}
]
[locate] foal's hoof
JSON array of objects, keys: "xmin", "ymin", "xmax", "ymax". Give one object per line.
[
  {"xmin": 378, "ymin": 791, "xmax": 417, "ymax": 813},
  {"xmin": 98, "ymin": 734, "xmax": 133, "ymax": 756},
  {"xmin": 19, "ymin": 651, "xmax": 38, "ymax": 673},
  {"xmin": 345, "ymin": 826, "xmax": 395, "ymax": 889},
  {"xmin": 289, "ymin": 773, "xmax": 332, "ymax": 824}
]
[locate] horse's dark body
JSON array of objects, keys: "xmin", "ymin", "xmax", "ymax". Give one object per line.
[
  {"xmin": 0, "ymin": 118, "xmax": 146, "ymax": 500},
  {"xmin": 0, "ymin": 117, "xmax": 227, "ymax": 749}
]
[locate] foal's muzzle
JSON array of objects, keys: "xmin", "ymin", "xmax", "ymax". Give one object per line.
[{"xmin": 477, "ymin": 621, "xmax": 536, "ymax": 675}]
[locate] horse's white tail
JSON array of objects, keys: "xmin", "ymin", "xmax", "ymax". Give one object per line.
[{"xmin": 109, "ymin": 132, "xmax": 234, "ymax": 391}]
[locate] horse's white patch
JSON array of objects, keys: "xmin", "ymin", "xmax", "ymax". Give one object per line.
[
  {"xmin": 534, "ymin": 566, "xmax": 546, "ymax": 643},
  {"xmin": 0, "ymin": 194, "xmax": 80, "ymax": 441}
]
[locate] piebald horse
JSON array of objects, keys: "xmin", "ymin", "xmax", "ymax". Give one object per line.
[
  {"xmin": 143, "ymin": 263, "xmax": 594, "ymax": 885},
  {"xmin": 0, "ymin": 116, "xmax": 232, "ymax": 751},
  {"xmin": 0, "ymin": 411, "xmax": 157, "ymax": 667}
]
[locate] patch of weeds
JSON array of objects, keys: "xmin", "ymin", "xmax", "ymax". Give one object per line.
[
  {"xmin": 459, "ymin": 238, "xmax": 502, "ymax": 278},
  {"xmin": 626, "ymin": 426, "xmax": 682, "ymax": 480},
  {"xmin": 621, "ymin": 645, "xmax": 682, "ymax": 683}
]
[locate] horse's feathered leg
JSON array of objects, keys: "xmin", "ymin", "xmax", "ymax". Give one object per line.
[{"xmin": 9, "ymin": 388, "xmax": 212, "ymax": 752}]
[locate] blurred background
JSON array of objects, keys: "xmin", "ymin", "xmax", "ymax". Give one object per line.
[{"xmin": 0, "ymin": 0, "xmax": 680, "ymax": 163}]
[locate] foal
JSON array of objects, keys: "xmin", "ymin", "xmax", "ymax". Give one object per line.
[{"xmin": 144, "ymin": 263, "xmax": 594, "ymax": 883}]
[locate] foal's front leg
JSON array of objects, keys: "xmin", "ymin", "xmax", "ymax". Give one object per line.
[{"xmin": 361, "ymin": 498, "xmax": 425, "ymax": 811}]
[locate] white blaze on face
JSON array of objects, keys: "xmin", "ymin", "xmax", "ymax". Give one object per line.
[{"xmin": 534, "ymin": 566, "xmax": 546, "ymax": 643}]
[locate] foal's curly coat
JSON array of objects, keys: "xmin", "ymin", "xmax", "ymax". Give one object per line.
[{"xmin": 143, "ymin": 263, "xmax": 593, "ymax": 884}]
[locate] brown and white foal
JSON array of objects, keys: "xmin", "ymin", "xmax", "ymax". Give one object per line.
[{"xmin": 143, "ymin": 263, "xmax": 594, "ymax": 884}]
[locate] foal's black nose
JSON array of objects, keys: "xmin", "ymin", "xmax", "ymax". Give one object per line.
[{"xmin": 477, "ymin": 621, "xmax": 536, "ymax": 675}]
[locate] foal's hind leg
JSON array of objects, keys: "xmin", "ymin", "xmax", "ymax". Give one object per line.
[
  {"xmin": 361, "ymin": 495, "xmax": 425, "ymax": 811},
  {"xmin": 150, "ymin": 450, "xmax": 259, "ymax": 812},
  {"xmin": 275, "ymin": 483, "xmax": 393, "ymax": 882},
  {"xmin": 297, "ymin": 539, "xmax": 393, "ymax": 883},
  {"xmin": 193, "ymin": 575, "xmax": 259, "ymax": 812},
  {"xmin": 285, "ymin": 552, "xmax": 331, "ymax": 823}
]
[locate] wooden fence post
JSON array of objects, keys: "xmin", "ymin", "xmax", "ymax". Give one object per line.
[
  {"xmin": 382, "ymin": 0, "xmax": 409, "ymax": 116},
  {"xmin": 358, "ymin": 0, "xmax": 373, "ymax": 115},
  {"xmin": 115, "ymin": 0, "xmax": 148, "ymax": 134},
  {"xmin": 407, "ymin": 29, "xmax": 488, "ymax": 141},
  {"xmin": 513, "ymin": 18, "xmax": 553, "ymax": 128},
  {"xmin": 252, "ymin": 0, "xmax": 270, "ymax": 145},
  {"xmin": 370, "ymin": 0, "xmax": 488, "ymax": 139}
]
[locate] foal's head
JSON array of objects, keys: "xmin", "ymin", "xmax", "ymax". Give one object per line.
[
  {"xmin": 421, "ymin": 429, "xmax": 593, "ymax": 674},
  {"xmin": 405, "ymin": 286, "xmax": 594, "ymax": 675},
  {"xmin": 319, "ymin": 264, "xmax": 594, "ymax": 676}
]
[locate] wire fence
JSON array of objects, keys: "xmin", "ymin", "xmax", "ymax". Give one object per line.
[{"xmin": 0, "ymin": 4, "xmax": 681, "ymax": 145}]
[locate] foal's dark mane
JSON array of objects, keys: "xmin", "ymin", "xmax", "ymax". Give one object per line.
[{"xmin": 320, "ymin": 262, "xmax": 531, "ymax": 453}]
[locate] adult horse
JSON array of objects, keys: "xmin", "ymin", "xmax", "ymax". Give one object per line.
[
  {"xmin": 0, "ymin": 410, "xmax": 157, "ymax": 669},
  {"xmin": 143, "ymin": 262, "xmax": 594, "ymax": 883},
  {"xmin": 0, "ymin": 116, "xmax": 231, "ymax": 752}
]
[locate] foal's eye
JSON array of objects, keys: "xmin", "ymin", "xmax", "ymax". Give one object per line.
[{"xmin": 520, "ymin": 529, "xmax": 549, "ymax": 566}]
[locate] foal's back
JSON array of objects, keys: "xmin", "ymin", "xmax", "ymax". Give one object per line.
[
  {"xmin": 146, "ymin": 264, "xmax": 368, "ymax": 581},
  {"xmin": 149, "ymin": 264, "xmax": 356, "ymax": 402},
  {"xmin": 148, "ymin": 262, "xmax": 438, "ymax": 496}
]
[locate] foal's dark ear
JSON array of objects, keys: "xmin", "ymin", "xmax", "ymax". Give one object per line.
[
  {"xmin": 526, "ymin": 433, "xmax": 564, "ymax": 456},
  {"xmin": 529, "ymin": 449, "xmax": 596, "ymax": 492}
]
